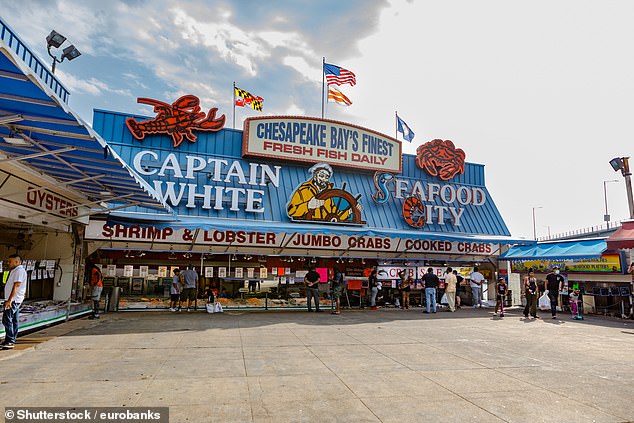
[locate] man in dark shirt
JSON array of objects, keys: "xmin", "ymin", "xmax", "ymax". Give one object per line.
[
  {"xmin": 545, "ymin": 265, "xmax": 564, "ymax": 319},
  {"xmin": 422, "ymin": 268, "xmax": 440, "ymax": 314},
  {"xmin": 304, "ymin": 267, "xmax": 322, "ymax": 312}
]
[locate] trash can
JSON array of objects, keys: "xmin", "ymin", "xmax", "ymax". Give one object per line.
[{"xmin": 107, "ymin": 286, "xmax": 121, "ymax": 312}]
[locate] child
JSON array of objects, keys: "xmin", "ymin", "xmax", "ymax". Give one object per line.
[
  {"xmin": 569, "ymin": 289, "xmax": 581, "ymax": 319},
  {"xmin": 203, "ymin": 285, "xmax": 215, "ymax": 303},
  {"xmin": 495, "ymin": 277, "xmax": 507, "ymax": 317}
]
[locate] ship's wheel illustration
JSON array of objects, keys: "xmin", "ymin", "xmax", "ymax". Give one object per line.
[{"xmin": 305, "ymin": 188, "xmax": 365, "ymax": 224}]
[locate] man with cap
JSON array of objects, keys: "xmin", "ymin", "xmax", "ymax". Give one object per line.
[
  {"xmin": 545, "ymin": 265, "xmax": 565, "ymax": 319},
  {"xmin": 287, "ymin": 162, "xmax": 362, "ymax": 222}
]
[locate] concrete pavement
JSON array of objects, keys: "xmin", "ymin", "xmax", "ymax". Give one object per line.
[{"xmin": 1, "ymin": 307, "xmax": 634, "ymax": 423}]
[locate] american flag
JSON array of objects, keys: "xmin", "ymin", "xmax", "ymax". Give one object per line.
[
  {"xmin": 328, "ymin": 86, "xmax": 352, "ymax": 106},
  {"xmin": 324, "ymin": 63, "xmax": 356, "ymax": 86}
]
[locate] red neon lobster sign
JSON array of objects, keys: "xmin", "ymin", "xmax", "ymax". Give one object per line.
[{"xmin": 125, "ymin": 95, "xmax": 225, "ymax": 147}]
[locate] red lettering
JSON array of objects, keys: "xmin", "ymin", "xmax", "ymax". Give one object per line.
[{"xmin": 102, "ymin": 224, "xmax": 114, "ymax": 237}]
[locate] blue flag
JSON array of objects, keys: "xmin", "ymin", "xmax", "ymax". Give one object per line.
[{"xmin": 397, "ymin": 115, "xmax": 415, "ymax": 142}]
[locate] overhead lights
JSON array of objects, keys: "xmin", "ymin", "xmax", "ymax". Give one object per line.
[{"xmin": 46, "ymin": 29, "xmax": 81, "ymax": 73}]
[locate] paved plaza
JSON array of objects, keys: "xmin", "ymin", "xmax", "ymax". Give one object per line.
[{"xmin": 1, "ymin": 307, "xmax": 634, "ymax": 423}]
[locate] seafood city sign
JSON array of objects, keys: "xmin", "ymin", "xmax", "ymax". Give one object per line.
[
  {"xmin": 242, "ymin": 116, "xmax": 402, "ymax": 173},
  {"xmin": 373, "ymin": 139, "xmax": 485, "ymax": 228}
]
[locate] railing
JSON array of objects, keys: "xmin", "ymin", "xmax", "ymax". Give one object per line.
[
  {"xmin": 537, "ymin": 220, "xmax": 624, "ymax": 241},
  {"xmin": 0, "ymin": 17, "xmax": 69, "ymax": 103}
]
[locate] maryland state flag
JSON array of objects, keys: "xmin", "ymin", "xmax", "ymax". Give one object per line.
[{"xmin": 234, "ymin": 87, "xmax": 263, "ymax": 111}]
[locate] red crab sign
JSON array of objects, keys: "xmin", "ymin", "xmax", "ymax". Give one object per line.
[
  {"xmin": 125, "ymin": 95, "xmax": 225, "ymax": 148},
  {"xmin": 416, "ymin": 139, "xmax": 465, "ymax": 181}
]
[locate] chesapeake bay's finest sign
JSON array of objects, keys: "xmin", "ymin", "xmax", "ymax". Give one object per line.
[{"xmin": 242, "ymin": 116, "xmax": 402, "ymax": 173}]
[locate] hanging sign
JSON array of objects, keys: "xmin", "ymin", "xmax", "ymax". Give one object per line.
[{"xmin": 243, "ymin": 116, "xmax": 402, "ymax": 173}]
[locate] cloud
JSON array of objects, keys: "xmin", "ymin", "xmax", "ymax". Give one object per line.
[{"xmin": 56, "ymin": 70, "xmax": 133, "ymax": 97}]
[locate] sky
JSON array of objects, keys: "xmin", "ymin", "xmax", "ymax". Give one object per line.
[{"xmin": 1, "ymin": 0, "xmax": 632, "ymax": 240}]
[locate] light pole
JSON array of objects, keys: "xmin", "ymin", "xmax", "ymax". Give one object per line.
[
  {"xmin": 532, "ymin": 206, "xmax": 543, "ymax": 240},
  {"xmin": 46, "ymin": 30, "xmax": 81, "ymax": 74},
  {"xmin": 609, "ymin": 157, "xmax": 634, "ymax": 219},
  {"xmin": 603, "ymin": 179, "xmax": 618, "ymax": 227}
]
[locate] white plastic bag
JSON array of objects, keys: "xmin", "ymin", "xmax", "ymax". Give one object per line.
[
  {"xmin": 206, "ymin": 303, "xmax": 215, "ymax": 314},
  {"xmin": 538, "ymin": 293, "xmax": 550, "ymax": 310},
  {"xmin": 214, "ymin": 302, "xmax": 224, "ymax": 313},
  {"xmin": 440, "ymin": 293, "xmax": 448, "ymax": 304}
]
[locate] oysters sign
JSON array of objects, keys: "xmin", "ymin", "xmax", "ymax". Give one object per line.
[{"xmin": 242, "ymin": 116, "xmax": 402, "ymax": 173}]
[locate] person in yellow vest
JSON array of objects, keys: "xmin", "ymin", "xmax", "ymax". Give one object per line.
[{"xmin": 287, "ymin": 162, "xmax": 361, "ymax": 222}]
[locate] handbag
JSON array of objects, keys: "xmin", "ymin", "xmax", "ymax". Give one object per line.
[{"xmin": 538, "ymin": 293, "xmax": 550, "ymax": 310}]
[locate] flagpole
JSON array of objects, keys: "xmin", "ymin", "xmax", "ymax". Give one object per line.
[
  {"xmin": 232, "ymin": 82, "xmax": 236, "ymax": 129},
  {"xmin": 395, "ymin": 111, "xmax": 398, "ymax": 139},
  {"xmin": 321, "ymin": 57, "xmax": 325, "ymax": 119}
]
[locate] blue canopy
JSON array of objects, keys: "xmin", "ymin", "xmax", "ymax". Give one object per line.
[
  {"xmin": 499, "ymin": 239, "xmax": 607, "ymax": 261},
  {"xmin": 0, "ymin": 17, "xmax": 171, "ymax": 220}
]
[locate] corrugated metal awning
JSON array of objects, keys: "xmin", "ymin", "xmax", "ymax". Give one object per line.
[
  {"xmin": 499, "ymin": 239, "xmax": 607, "ymax": 261},
  {"xmin": 0, "ymin": 17, "xmax": 171, "ymax": 223}
]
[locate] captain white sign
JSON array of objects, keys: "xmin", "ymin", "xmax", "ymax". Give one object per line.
[
  {"xmin": 242, "ymin": 116, "xmax": 402, "ymax": 173},
  {"xmin": 132, "ymin": 150, "xmax": 280, "ymax": 214}
]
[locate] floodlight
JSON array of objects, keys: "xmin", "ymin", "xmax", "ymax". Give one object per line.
[
  {"xmin": 62, "ymin": 45, "xmax": 81, "ymax": 61},
  {"xmin": 609, "ymin": 157, "xmax": 624, "ymax": 172},
  {"xmin": 46, "ymin": 30, "xmax": 66, "ymax": 48}
]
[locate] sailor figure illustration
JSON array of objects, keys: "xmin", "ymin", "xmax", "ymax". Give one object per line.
[{"xmin": 287, "ymin": 162, "xmax": 364, "ymax": 223}]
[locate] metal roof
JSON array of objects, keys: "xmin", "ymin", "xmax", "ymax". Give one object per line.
[
  {"xmin": 0, "ymin": 17, "xmax": 171, "ymax": 224},
  {"xmin": 94, "ymin": 108, "xmax": 530, "ymax": 244}
]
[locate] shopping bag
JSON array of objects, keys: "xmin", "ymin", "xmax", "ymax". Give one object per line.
[
  {"xmin": 206, "ymin": 303, "xmax": 215, "ymax": 314},
  {"xmin": 214, "ymin": 302, "xmax": 224, "ymax": 313},
  {"xmin": 440, "ymin": 293, "xmax": 448, "ymax": 304},
  {"xmin": 538, "ymin": 293, "xmax": 550, "ymax": 310}
]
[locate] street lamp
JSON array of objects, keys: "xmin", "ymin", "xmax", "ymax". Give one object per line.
[
  {"xmin": 603, "ymin": 179, "xmax": 619, "ymax": 227},
  {"xmin": 532, "ymin": 206, "xmax": 543, "ymax": 240},
  {"xmin": 46, "ymin": 30, "xmax": 81, "ymax": 73},
  {"xmin": 609, "ymin": 157, "xmax": 634, "ymax": 219}
]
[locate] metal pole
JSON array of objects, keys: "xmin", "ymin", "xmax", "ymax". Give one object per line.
[
  {"xmin": 321, "ymin": 57, "xmax": 325, "ymax": 119},
  {"xmin": 532, "ymin": 208, "xmax": 537, "ymax": 240},
  {"xmin": 625, "ymin": 174, "xmax": 634, "ymax": 219},
  {"xmin": 233, "ymin": 81, "xmax": 236, "ymax": 130},
  {"xmin": 395, "ymin": 111, "xmax": 398, "ymax": 139}
]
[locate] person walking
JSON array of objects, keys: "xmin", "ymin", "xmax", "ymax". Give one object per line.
[
  {"xmin": 422, "ymin": 268, "xmax": 440, "ymax": 314},
  {"xmin": 169, "ymin": 268, "xmax": 181, "ymax": 312},
  {"xmin": 546, "ymin": 265, "xmax": 564, "ymax": 319},
  {"xmin": 331, "ymin": 268, "xmax": 344, "ymax": 315},
  {"xmin": 2, "ymin": 254, "xmax": 27, "ymax": 350},
  {"xmin": 181, "ymin": 265, "xmax": 198, "ymax": 311},
  {"xmin": 469, "ymin": 266, "xmax": 485, "ymax": 308},
  {"xmin": 523, "ymin": 269, "xmax": 538, "ymax": 318},
  {"xmin": 495, "ymin": 277, "xmax": 507, "ymax": 317},
  {"xmin": 304, "ymin": 267, "xmax": 322, "ymax": 312},
  {"xmin": 88, "ymin": 264, "xmax": 104, "ymax": 319},
  {"xmin": 444, "ymin": 267, "xmax": 457, "ymax": 312},
  {"xmin": 397, "ymin": 270, "xmax": 411, "ymax": 310},
  {"xmin": 453, "ymin": 270, "xmax": 464, "ymax": 308},
  {"xmin": 368, "ymin": 269, "xmax": 379, "ymax": 310}
]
